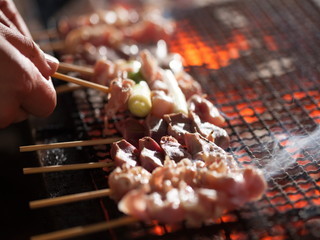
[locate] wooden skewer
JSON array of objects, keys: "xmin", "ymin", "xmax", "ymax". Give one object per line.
[
  {"xmin": 58, "ymin": 62, "xmax": 94, "ymax": 77},
  {"xmin": 30, "ymin": 188, "xmax": 112, "ymax": 209},
  {"xmin": 52, "ymin": 72, "xmax": 110, "ymax": 93},
  {"xmin": 31, "ymin": 216, "xmax": 138, "ymax": 240},
  {"xmin": 19, "ymin": 137, "xmax": 121, "ymax": 152},
  {"xmin": 23, "ymin": 162, "xmax": 114, "ymax": 175},
  {"xmin": 55, "ymin": 84, "xmax": 84, "ymax": 94}
]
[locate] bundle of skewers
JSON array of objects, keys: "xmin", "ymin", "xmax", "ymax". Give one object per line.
[{"xmin": 23, "ymin": 3, "xmax": 267, "ymax": 240}]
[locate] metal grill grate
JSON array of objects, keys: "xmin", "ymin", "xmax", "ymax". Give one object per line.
[{"xmin": 34, "ymin": 0, "xmax": 320, "ymax": 239}]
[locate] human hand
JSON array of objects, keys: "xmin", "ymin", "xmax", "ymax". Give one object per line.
[
  {"xmin": 0, "ymin": 9, "xmax": 59, "ymax": 128},
  {"xmin": 0, "ymin": 0, "xmax": 31, "ymax": 38}
]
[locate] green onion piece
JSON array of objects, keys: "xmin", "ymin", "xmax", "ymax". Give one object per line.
[{"xmin": 128, "ymin": 81, "xmax": 152, "ymax": 117}]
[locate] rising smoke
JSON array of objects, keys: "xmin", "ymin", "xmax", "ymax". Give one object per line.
[{"xmin": 262, "ymin": 127, "xmax": 320, "ymax": 179}]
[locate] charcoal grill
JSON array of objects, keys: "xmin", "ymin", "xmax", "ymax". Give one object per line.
[{"xmin": 29, "ymin": 0, "xmax": 320, "ymax": 239}]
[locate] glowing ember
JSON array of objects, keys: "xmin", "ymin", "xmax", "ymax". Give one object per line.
[
  {"xmin": 149, "ymin": 224, "xmax": 166, "ymax": 236},
  {"xmin": 261, "ymin": 235, "xmax": 287, "ymax": 240},
  {"xmin": 282, "ymin": 91, "xmax": 319, "ymax": 102},
  {"xmin": 230, "ymin": 232, "xmax": 248, "ymax": 240},
  {"xmin": 170, "ymin": 22, "xmax": 250, "ymax": 69},
  {"xmin": 221, "ymin": 214, "xmax": 238, "ymax": 223},
  {"xmin": 263, "ymin": 35, "xmax": 278, "ymax": 51}
]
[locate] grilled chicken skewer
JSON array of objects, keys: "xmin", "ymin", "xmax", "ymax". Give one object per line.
[{"xmin": 28, "ymin": 134, "xmax": 266, "ymax": 216}]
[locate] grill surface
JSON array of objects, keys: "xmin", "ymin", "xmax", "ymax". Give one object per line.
[{"xmin": 33, "ymin": 0, "xmax": 320, "ymax": 239}]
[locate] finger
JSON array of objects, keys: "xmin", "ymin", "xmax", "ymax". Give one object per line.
[
  {"xmin": 44, "ymin": 53, "xmax": 59, "ymax": 73},
  {"xmin": 0, "ymin": 9, "xmax": 15, "ymax": 29},
  {"xmin": 20, "ymin": 67, "xmax": 57, "ymax": 118},
  {"xmin": 0, "ymin": 38, "xmax": 57, "ymax": 122},
  {"xmin": 0, "ymin": 23, "xmax": 58, "ymax": 78},
  {"xmin": 0, "ymin": 0, "xmax": 32, "ymax": 38}
]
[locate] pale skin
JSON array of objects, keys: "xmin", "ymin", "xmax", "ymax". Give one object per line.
[{"xmin": 0, "ymin": 0, "xmax": 59, "ymax": 128}]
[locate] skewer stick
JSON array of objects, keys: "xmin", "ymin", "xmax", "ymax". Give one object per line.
[
  {"xmin": 31, "ymin": 216, "xmax": 138, "ymax": 240},
  {"xmin": 20, "ymin": 137, "xmax": 121, "ymax": 152},
  {"xmin": 23, "ymin": 162, "xmax": 114, "ymax": 174},
  {"xmin": 58, "ymin": 62, "xmax": 94, "ymax": 77},
  {"xmin": 52, "ymin": 72, "xmax": 110, "ymax": 93},
  {"xmin": 55, "ymin": 84, "xmax": 84, "ymax": 94},
  {"xmin": 30, "ymin": 188, "xmax": 112, "ymax": 209}
]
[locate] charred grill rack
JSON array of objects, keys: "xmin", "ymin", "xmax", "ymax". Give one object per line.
[{"xmin": 32, "ymin": 0, "xmax": 320, "ymax": 239}]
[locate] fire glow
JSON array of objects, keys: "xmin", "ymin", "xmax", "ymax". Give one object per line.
[{"xmin": 170, "ymin": 23, "xmax": 250, "ymax": 69}]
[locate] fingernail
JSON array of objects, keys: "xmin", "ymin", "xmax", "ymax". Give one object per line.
[{"xmin": 44, "ymin": 53, "xmax": 59, "ymax": 72}]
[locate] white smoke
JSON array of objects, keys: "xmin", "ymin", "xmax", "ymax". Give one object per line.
[{"xmin": 261, "ymin": 127, "xmax": 320, "ymax": 179}]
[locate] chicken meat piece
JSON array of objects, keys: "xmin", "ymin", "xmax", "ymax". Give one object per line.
[
  {"xmin": 123, "ymin": 5, "xmax": 174, "ymax": 44},
  {"xmin": 117, "ymin": 158, "xmax": 266, "ymax": 225},
  {"xmin": 65, "ymin": 25, "xmax": 124, "ymax": 53},
  {"xmin": 111, "ymin": 139, "xmax": 139, "ymax": 167},
  {"xmin": 150, "ymin": 90, "xmax": 174, "ymax": 118},
  {"xmin": 139, "ymin": 49, "xmax": 162, "ymax": 84},
  {"xmin": 160, "ymin": 136, "xmax": 191, "ymax": 162},
  {"xmin": 175, "ymin": 71, "xmax": 203, "ymax": 100},
  {"xmin": 92, "ymin": 59, "xmax": 117, "ymax": 86},
  {"xmin": 115, "ymin": 118, "xmax": 146, "ymax": 148},
  {"xmin": 139, "ymin": 137, "xmax": 165, "ymax": 172},
  {"xmin": 184, "ymin": 132, "xmax": 237, "ymax": 170},
  {"xmin": 190, "ymin": 111, "xmax": 230, "ymax": 149},
  {"xmin": 104, "ymin": 78, "xmax": 135, "ymax": 118},
  {"xmin": 145, "ymin": 114, "xmax": 168, "ymax": 143},
  {"xmin": 163, "ymin": 113, "xmax": 195, "ymax": 144},
  {"xmin": 109, "ymin": 164, "xmax": 151, "ymax": 201},
  {"xmin": 188, "ymin": 94, "xmax": 225, "ymax": 127}
]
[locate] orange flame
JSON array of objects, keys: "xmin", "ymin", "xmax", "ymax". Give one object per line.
[{"xmin": 170, "ymin": 25, "xmax": 250, "ymax": 69}]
